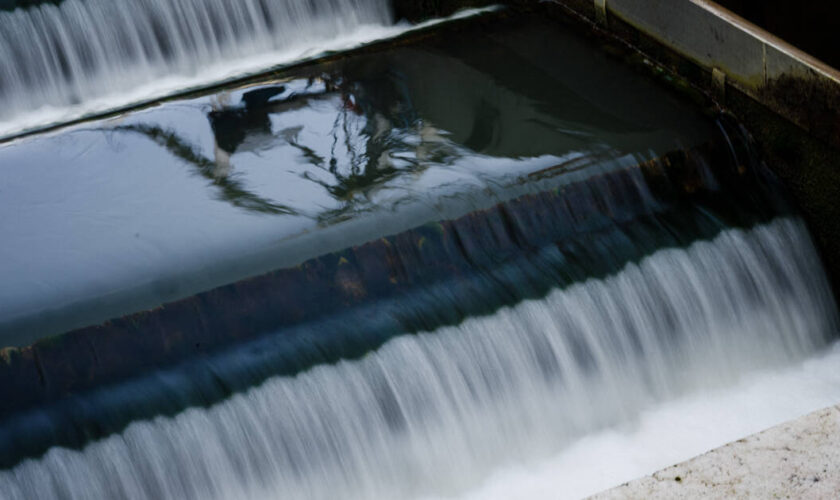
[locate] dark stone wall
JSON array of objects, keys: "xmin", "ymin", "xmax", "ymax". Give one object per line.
[{"xmin": 727, "ymin": 85, "xmax": 840, "ymax": 299}]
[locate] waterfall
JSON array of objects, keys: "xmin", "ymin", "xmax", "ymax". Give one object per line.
[
  {"xmin": 1, "ymin": 217, "xmax": 835, "ymax": 500},
  {"xmin": 0, "ymin": 4, "xmax": 837, "ymax": 498},
  {"xmin": 0, "ymin": 0, "xmax": 393, "ymax": 135}
]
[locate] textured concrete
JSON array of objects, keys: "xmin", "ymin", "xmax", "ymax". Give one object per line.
[
  {"xmin": 601, "ymin": 0, "xmax": 840, "ymax": 86},
  {"xmin": 590, "ymin": 405, "xmax": 840, "ymax": 499}
]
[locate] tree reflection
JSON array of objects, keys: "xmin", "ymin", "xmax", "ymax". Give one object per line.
[
  {"xmin": 300, "ymin": 73, "xmax": 455, "ymax": 224},
  {"xmin": 111, "ymin": 123, "xmax": 297, "ymax": 215},
  {"xmin": 109, "ymin": 70, "xmax": 456, "ymax": 223},
  {"xmin": 96, "ymin": 27, "xmax": 668, "ymax": 224}
]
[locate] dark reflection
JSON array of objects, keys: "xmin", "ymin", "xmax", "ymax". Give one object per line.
[
  {"xmin": 207, "ymin": 75, "xmax": 445, "ymax": 224},
  {"xmin": 114, "ymin": 71, "xmax": 459, "ymax": 221},
  {"xmin": 105, "ymin": 20, "xmax": 710, "ymax": 221},
  {"xmin": 209, "ymin": 86, "xmax": 288, "ymax": 158},
  {"xmin": 207, "ymin": 82, "xmax": 334, "ymax": 171},
  {"xmin": 297, "ymin": 71, "xmax": 455, "ymax": 224}
]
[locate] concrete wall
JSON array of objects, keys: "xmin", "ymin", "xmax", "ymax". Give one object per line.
[
  {"xmin": 599, "ymin": 1, "xmax": 840, "ymax": 144},
  {"xmin": 592, "ymin": 404, "xmax": 840, "ymax": 498}
]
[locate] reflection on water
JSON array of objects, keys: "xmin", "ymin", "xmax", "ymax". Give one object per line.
[
  {"xmin": 106, "ymin": 27, "xmax": 712, "ymax": 224},
  {"xmin": 114, "ymin": 122, "xmax": 297, "ymax": 215},
  {"xmin": 117, "ymin": 76, "xmax": 451, "ymax": 223},
  {"xmin": 0, "ymin": 17, "xmax": 713, "ymax": 344}
]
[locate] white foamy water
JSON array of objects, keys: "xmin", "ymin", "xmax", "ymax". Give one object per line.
[
  {"xmin": 436, "ymin": 342, "xmax": 840, "ymax": 500},
  {"xmin": 0, "ymin": 217, "xmax": 836, "ymax": 499},
  {"xmin": 0, "ymin": 0, "xmax": 493, "ymax": 141}
]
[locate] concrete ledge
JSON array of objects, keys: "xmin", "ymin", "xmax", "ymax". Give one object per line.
[
  {"xmin": 607, "ymin": 0, "xmax": 839, "ymax": 85},
  {"xmin": 555, "ymin": 0, "xmax": 840, "ymax": 149},
  {"xmin": 713, "ymin": 1, "xmax": 840, "ymax": 70},
  {"xmin": 590, "ymin": 404, "xmax": 840, "ymax": 498}
]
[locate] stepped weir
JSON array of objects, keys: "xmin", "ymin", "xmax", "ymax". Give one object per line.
[{"xmin": 0, "ymin": 2, "xmax": 837, "ymax": 499}]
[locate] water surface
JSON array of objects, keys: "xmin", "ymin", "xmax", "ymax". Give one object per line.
[{"xmin": 0, "ymin": 17, "xmax": 714, "ymax": 344}]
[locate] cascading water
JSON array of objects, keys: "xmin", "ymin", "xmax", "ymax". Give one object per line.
[
  {"xmin": 0, "ymin": 218, "xmax": 836, "ymax": 500},
  {"xmin": 0, "ymin": 0, "xmax": 392, "ymax": 136},
  {"xmin": 0, "ymin": 8, "xmax": 838, "ymax": 500}
]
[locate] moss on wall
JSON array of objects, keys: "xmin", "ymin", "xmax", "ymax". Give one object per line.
[{"xmin": 728, "ymin": 86, "xmax": 840, "ymax": 295}]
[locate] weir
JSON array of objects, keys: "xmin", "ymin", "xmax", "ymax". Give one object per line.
[
  {"xmin": 0, "ymin": 0, "xmax": 393, "ymax": 138},
  {"xmin": 0, "ymin": 2, "xmax": 838, "ymax": 499},
  {"xmin": 2, "ymin": 219, "xmax": 835, "ymax": 500}
]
